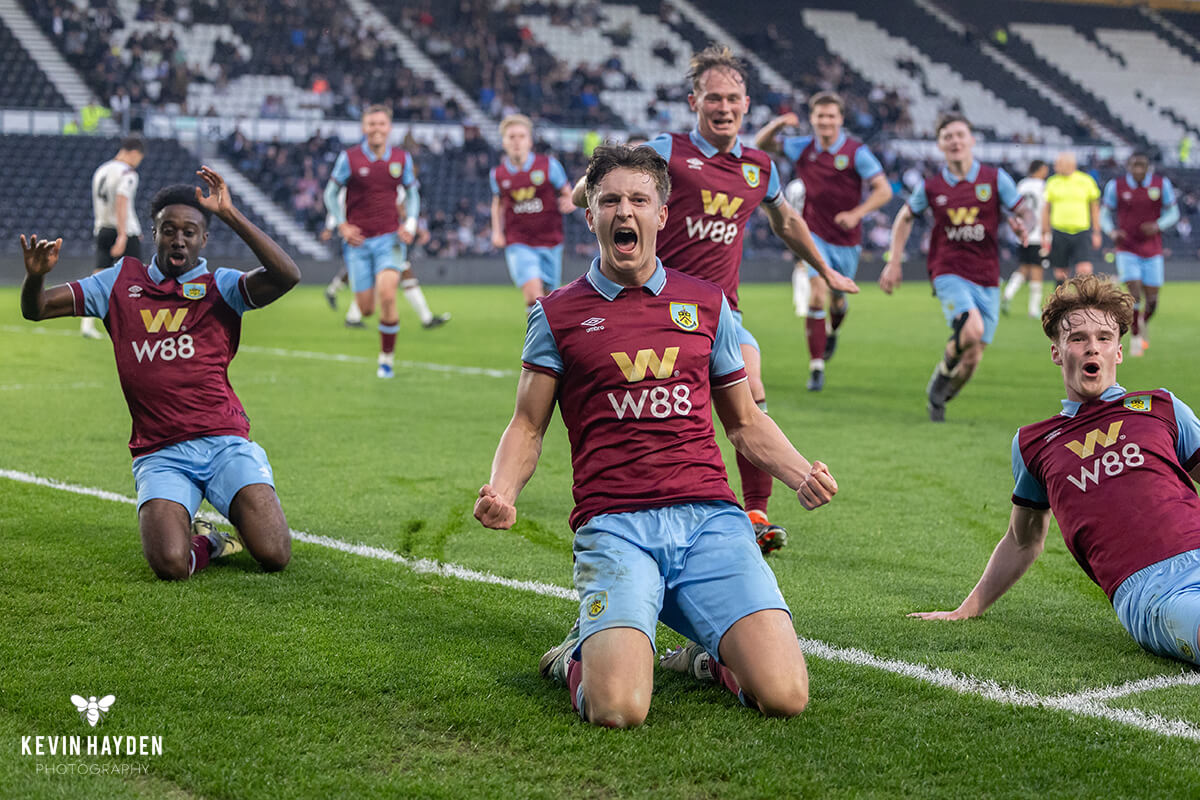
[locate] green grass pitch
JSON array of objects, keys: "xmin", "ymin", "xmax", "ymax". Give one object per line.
[{"xmin": 2, "ymin": 277, "xmax": 1199, "ymax": 799}]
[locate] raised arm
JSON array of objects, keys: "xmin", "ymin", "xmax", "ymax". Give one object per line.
[
  {"xmin": 752, "ymin": 112, "xmax": 798, "ymax": 154},
  {"xmin": 909, "ymin": 504, "xmax": 1052, "ymax": 620},
  {"xmin": 20, "ymin": 235, "xmax": 74, "ymax": 320},
  {"xmin": 879, "ymin": 204, "xmax": 914, "ymax": 294},
  {"xmin": 474, "ymin": 368, "xmax": 560, "ymax": 529},
  {"xmin": 713, "ymin": 378, "xmax": 838, "ymax": 510},
  {"xmin": 763, "ymin": 201, "xmax": 858, "ymax": 294},
  {"xmin": 195, "ymin": 166, "xmax": 300, "ymax": 307}
]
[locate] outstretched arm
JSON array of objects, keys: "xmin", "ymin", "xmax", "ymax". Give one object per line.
[
  {"xmin": 194, "ymin": 166, "xmax": 300, "ymax": 307},
  {"xmin": 475, "ymin": 369, "xmax": 559, "ymax": 529},
  {"xmin": 909, "ymin": 504, "xmax": 1051, "ymax": 620},
  {"xmin": 19, "ymin": 235, "xmax": 73, "ymax": 320},
  {"xmin": 713, "ymin": 379, "xmax": 838, "ymax": 510},
  {"xmin": 752, "ymin": 112, "xmax": 798, "ymax": 154},
  {"xmin": 763, "ymin": 202, "xmax": 858, "ymax": 294}
]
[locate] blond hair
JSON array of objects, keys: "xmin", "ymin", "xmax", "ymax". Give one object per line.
[
  {"xmin": 687, "ymin": 44, "xmax": 747, "ymax": 93},
  {"xmin": 499, "ymin": 114, "xmax": 534, "ymax": 136}
]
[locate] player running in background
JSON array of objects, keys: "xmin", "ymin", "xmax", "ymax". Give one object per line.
[
  {"xmin": 880, "ymin": 113, "xmax": 1025, "ymax": 422},
  {"xmin": 1100, "ymin": 152, "xmax": 1180, "ymax": 357},
  {"xmin": 754, "ymin": 93, "xmax": 892, "ymax": 391},
  {"xmin": 20, "ymin": 167, "xmax": 298, "ymax": 580},
  {"xmin": 85, "ymin": 135, "xmax": 146, "ymax": 340},
  {"xmin": 1001, "ymin": 159, "xmax": 1050, "ymax": 319},
  {"xmin": 324, "ymin": 105, "xmax": 447, "ymax": 379},
  {"xmin": 490, "ymin": 114, "xmax": 575, "ymax": 310},
  {"xmin": 911, "ymin": 276, "xmax": 1200, "ymax": 668},
  {"xmin": 1041, "ymin": 151, "xmax": 1101, "ymax": 284},
  {"xmin": 573, "ymin": 44, "xmax": 855, "ymax": 553},
  {"xmin": 477, "ymin": 145, "xmax": 839, "ymax": 727}
]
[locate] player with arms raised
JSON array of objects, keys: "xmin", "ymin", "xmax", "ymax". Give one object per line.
[
  {"xmin": 912, "ymin": 276, "xmax": 1200, "ymax": 667},
  {"xmin": 20, "ymin": 167, "xmax": 299, "ymax": 581},
  {"xmin": 574, "ymin": 44, "xmax": 855, "ymax": 553},
  {"xmin": 490, "ymin": 114, "xmax": 575, "ymax": 310},
  {"xmin": 755, "ymin": 92, "xmax": 892, "ymax": 391},
  {"xmin": 880, "ymin": 113, "xmax": 1025, "ymax": 422},
  {"xmin": 1100, "ymin": 152, "xmax": 1180, "ymax": 357},
  {"xmin": 479, "ymin": 146, "xmax": 838, "ymax": 727}
]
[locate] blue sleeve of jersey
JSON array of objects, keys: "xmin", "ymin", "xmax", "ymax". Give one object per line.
[
  {"xmin": 489, "ymin": 168, "xmax": 500, "ymax": 196},
  {"xmin": 548, "ymin": 157, "xmax": 568, "ymax": 189},
  {"xmin": 854, "ymin": 145, "xmax": 884, "ymax": 180},
  {"xmin": 331, "ymin": 151, "xmax": 350, "ymax": 186},
  {"xmin": 1158, "ymin": 203, "xmax": 1180, "ymax": 232},
  {"xmin": 521, "ymin": 302, "xmax": 563, "ymax": 374},
  {"xmin": 765, "ymin": 160, "xmax": 781, "ymax": 203},
  {"xmin": 214, "ymin": 268, "xmax": 249, "ymax": 315},
  {"xmin": 997, "ymin": 169, "xmax": 1020, "ymax": 211},
  {"xmin": 1101, "ymin": 179, "xmax": 1117, "ymax": 210},
  {"xmin": 1100, "ymin": 205, "xmax": 1115, "ymax": 236},
  {"xmin": 643, "ymin": 135, "xmax": 672, "ymax": 162},
  {"xmin": 404, "ymin": 183, "xmax": 420, "ymax": 220},
  {"xmin": 710, "ymin": 296, "xmax": 746, "ymax": 378},
  {"xmin": 76, "ymin": 262, "xmax": 122, "ymax": 318},
  {"xmin": 1162, "ymin": 177, "xmax": 1177, "ymax": 207},
  {"xmin": 906, "ymin": 180, "xmax": 929, "ymax": 214},
  {"xmin": 1011, "ymin": 431, "xmax": 1049, "ymax": 506},
  {"xmin": 1169, "ymin": 392, "xmax": 1200, "ymax": 467},
  {"xmin": 782, "ymin": 136, "xmax": 811, "ymax": 164}
]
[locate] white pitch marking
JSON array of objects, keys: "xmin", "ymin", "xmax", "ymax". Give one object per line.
[
  {"xmin": 0, "ymin": 325, "xmax": 517, "ymax": 379},
  {"xmin": 4, "ymin": 467, "xmax": 1200, "ymax": 742},
  {"xmin": 0, "ymin": 381, "xmax": 103, "ymax": 392}
]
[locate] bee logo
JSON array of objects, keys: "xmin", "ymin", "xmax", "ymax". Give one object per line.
[{"xmin": 71, "ymin": 694, "xmax": 115, "ymax": 727}]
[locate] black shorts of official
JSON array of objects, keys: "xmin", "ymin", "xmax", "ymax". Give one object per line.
[
  {"xmin": 1017, "ymin": 244, "xmax": 1048, "ymax": 268},
  {"xmin": 1048, "ymin": 229, "xmax": 1091, "ymax": 270},
  {"xmin": 95, "ymin": 228, "xmax": 142, "ymax": 270}
]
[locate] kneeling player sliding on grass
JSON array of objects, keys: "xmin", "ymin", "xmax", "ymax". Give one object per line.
[
  {"xmin": 911, "ymin": 276, "xmax": 1200, "ymax": 666},
  {"xmin": 475, "ymin": 146, "xmax": 839, "ymax": 727},
  {"xmin": 20, "ymin": 166, "xmax": 299, "ymax": 580}
]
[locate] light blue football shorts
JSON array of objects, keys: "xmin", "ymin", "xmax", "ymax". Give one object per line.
[
  {"xmin": 805, "ymin": 231, "xmax": 862, "ymax": 290},
  {"xmin": 505, "ymin": 243, "xmax": 564, "ymax": 291},
  {"xmin": 571, "ymin": 500, "xmax": 790, "ymax": 664},
  {"xmin": 344, "ymin": 232, "xmax": 402, "ymax": 293},
  {"xmin": 729, "ymin": 308, "xmax": 759, "ymax": 352},
  {"xmin": 132, "ymin": 435, "xmax": 276, "ymax": 519},
  {"xmin": 1115, "ymin": 252, "xmax": 1164, "ymax": 288},
  {"xmin": 1113, "ymin": 548, "xmax": 1200, "ymax": 666},
  {"xmin": 932, "ymin": 273, "xmax": 1000, "ymax": 344}
]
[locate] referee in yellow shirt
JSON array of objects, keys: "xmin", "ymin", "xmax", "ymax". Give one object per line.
[{"xmin": 1039, "ymin": 151, "xmax": 1101, "ymax": 284}]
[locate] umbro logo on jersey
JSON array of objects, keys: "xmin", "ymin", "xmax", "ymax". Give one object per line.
[
  {"xmin": 358, "ymin": 167, "xmax": 370, "ymax": 176},
  {"xmin": 686, "ymin": 158, "xmax": 704, "ymax": 171},
  {"xmin": 935, "ymin": 195, "xmax": 948, "ymax": 206},
  {"xmin": 127, "ymin": 285, "xmax": 143, "ymax": 298},
  {"xmin": 581, "ymin": 317, "xmax": 606, "ymax": 333}
]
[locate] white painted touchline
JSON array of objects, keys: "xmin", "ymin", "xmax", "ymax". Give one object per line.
[
  {"xmin": 0, "ymin": 381, "xmax": 103, "ymax": 391},
  {"xmin": 4, "ymin": 467, "xmax": 1200, "ymax": 743},
  {"xmin": 0, "ymin": 325, "xmax": 516, "ymax": 379}
]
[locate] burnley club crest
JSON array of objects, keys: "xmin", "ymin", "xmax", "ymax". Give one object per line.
[{"xmin": 670, "ymin": 302, "xmax": 699, "ymax": 331}]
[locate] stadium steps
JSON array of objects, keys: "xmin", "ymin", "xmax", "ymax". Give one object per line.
[
  {"xmin": 1142, "ymin": 9, "xmax": 1200, "ymax": 73},
  {"xmin": 345, "ymin": 0, "xmax": 489, "ymax": 127},
  {"xmin": 201, "ymin": 154, "xmax": 329, "ymax": 260},
  {"xmin": 0, "ymin": 0, "xmax": 101, "ymax": 113},
  {"xmin": 929, "ymin": 0, "xmax": 1150, "ymax": 150},
  {"xmin": 0, "ymin": 18, "xmax": 70, "ymax": 110},
  {"xmin": 912, "ymin": 0, "xmax": 1126, "ymax": 146},
  {"xmin": 669, "ymin": 0, "xmax": 793, "ymax": 95}
]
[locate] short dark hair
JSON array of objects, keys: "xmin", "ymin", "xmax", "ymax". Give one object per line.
[
  {"xmin": 1128, "ymin": 150, "xmax": 1150, "ymax": 163},
  {"xmin": 120, "ymin": 134, "xmax": 145, "ymax": 153},
  {"xmin": 150, "ymin": 184, "xmax": 211, "ymax": 227},
  {"xmin": 809, "ymin": 91, "xmax": 844, "ymax": 114},
  {"xmin": 935, "ymin": 112, "xmax": 972, "ymax": 136},
  {"xmin": 585, "ymin": 145, "xmax": 671, "ymax": 207},
  {"xmin": 1028, "ymin": 159, "xmax": 1047, "ymax": 176},
  {"xmin": 687, "ymin": 43, "xmax": 747, "ymax": 93},
  {"xmin": 1041, "ymin": 274, "xmax": 1134, "ymax": 340}
]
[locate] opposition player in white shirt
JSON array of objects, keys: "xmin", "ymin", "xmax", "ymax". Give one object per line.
[
  {"xmin": 1001, "ymin": 160, "xmax": 1049, "ymax": 319},
  {"xmin": 86, "ymin": 135, "xmax": 145, "ymax": 339}
]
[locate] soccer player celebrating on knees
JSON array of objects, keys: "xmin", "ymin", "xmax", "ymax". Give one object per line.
[
  {"xmin": 755, "ymin": 93, "xmax": 892, "ymax": 391},
  {"xmin": 490, "ymin": 114, "xmax": 575, "ymax": 310},
  {"xmin": 1001, "ymin": 160, "xmax": 1050, "ymax": 319},
  {"xmin": 478, "ymin": 146, "xmax": 838, "ymax": 727},
  {"xmin": 20, "ymin": 166, "xmax": 299, "ymax": 580},
  {"xmin": 1100, "ymin": 152, "xmax": 1179, "ymax": 357},
  {"xmin": 880, "ymin": 113, "xmax": 1026, "ymax": 422},
  {"xmin": 85, "ymin": 135, "xmax": 146, "ymax": 340},
  {"xmin": 324, "ymin": 104, "xmax": 447, "ymax": 379},
  {"xmin": 573, "ymin": 44, "xmax": 856, "ymax": 554},
  {"xmin": 911, "ymin": 276, "xmax": 1200, "ymax": 668}
]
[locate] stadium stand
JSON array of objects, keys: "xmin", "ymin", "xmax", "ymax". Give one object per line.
[{"xmin": 0, "ymin": 19, "xmax": 71, "ymax": 110}]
